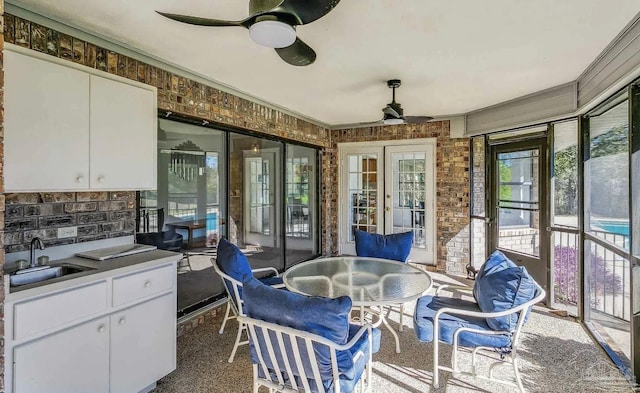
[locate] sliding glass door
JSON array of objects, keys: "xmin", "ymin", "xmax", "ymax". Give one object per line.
[
  {"xmin": 286, "ymin": 144, "xmax": 319, "ymax": 266},
  {"xmin": 139, "ymin": 117, "xmax": 321, "ymax": 317}
]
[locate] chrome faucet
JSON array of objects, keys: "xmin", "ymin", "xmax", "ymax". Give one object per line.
[{"xmin": 30, "ymin": 237, "xmax": 45, "ymax": 268}]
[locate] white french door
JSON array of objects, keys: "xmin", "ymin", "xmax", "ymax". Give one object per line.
[{"xmin": 338, "ymin": 140, "xmax": 436, "ymax": 264}]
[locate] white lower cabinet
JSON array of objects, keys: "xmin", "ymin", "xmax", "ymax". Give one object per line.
[
  {"xmin": 6, "ymin": 259, "xmax": 177, "ymax": 393},
  {"xmin": 110, "ymin": 293, "xmax": 176, "ymax": 393},
  {"xmin": 14, "ymin": 316, "xmax": 110, "ymax": 393}
]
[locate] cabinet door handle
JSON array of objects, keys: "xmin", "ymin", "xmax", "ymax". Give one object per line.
[
  {"xmin": 119, "ymin": 317, "xmax": 126, "ymax": 326},
  {"xmin": 144, "ymin": 280, "xmax": 152, "ymax": 288},
  {"xmin": 76, "ymin": 176, "xmax": 84, "ymax": 183},
  {"xmin": 97, "ymin": 324, "xmax": 106, "ymax": 333},
  {"xmin": 97, "ymin": 176, "xmax": 105, "ymax": 183}
]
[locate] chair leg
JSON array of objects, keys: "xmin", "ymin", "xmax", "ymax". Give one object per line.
[
  {"xmin": 399, "ymin": 303, "xmax": 404, "ymax": 332},
  {"xmin": 219, "ymin": 301, "xmax": 232, "ymax": 334},
  {"xmin": 253, "ymin": 365, "xmax": 260, "ymax": 393},
  {"xmin": 228, "ymin": 321, "xmax": 244, "ymax": 363},
  {"xmin": 512, "ymin": 355, "xmax": 525, "ymax": 393},
  {"xmin": 433, "ymin": 338, "xmax": 440, "ymax": 389}
]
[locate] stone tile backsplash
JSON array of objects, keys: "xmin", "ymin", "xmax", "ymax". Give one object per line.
[{"xmin": 4, "ymin": 192, "xmax": 136, "ymax": 253}]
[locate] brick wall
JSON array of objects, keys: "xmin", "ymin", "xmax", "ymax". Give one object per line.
[
  {"xmin": 4, "ymin": 192, "xmax": 136, "ymax": 252},
  {"xmin": 328, "ymin": 123, "xmax": 471, "ymax": 273}
]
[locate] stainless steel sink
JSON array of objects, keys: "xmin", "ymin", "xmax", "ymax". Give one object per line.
[{"xmin": 9, "ymin": 264, "xmax": 96, "ymax": 287}]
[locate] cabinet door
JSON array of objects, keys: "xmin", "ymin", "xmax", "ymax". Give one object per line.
[
  {"xmin": 110, "ymin": 293, "xmax": 176, "ymax": 393},
  {"xmin": 13, "ymin": 317, "xmax": 110, "ymax": 393},
  {"xmin": 4, "ymin": 50, "xmax": 90, "ymax": 191},
  {"xmin": 90, "ymin": 75, "xmax": 157, "ymax": 190}
]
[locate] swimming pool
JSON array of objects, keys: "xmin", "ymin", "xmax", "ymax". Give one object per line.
[{"xmin": 591, "ymin": 219, "xmax": 630, "ymax": 237}]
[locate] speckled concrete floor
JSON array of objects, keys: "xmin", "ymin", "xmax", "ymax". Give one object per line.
[{"xmin": 153, "ymin": 272, "xmax": 634, "ymax": 393}]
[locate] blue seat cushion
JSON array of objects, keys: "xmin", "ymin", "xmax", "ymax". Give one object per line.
[
  {"xmin": 259, "ymin": 275, "xmax": 284, "ymax": 287},
  {"xmin": 473, "ymin": 251, "xmax": 536, "ymax": 331},
  {"xmin": 413, "ymin": 295, "xmax": 511, "ymax": 349},
  {"xmin": 216, "ymin": 238, "xmax": 253, "ymax": 282},
  {"xmin": 244, "ymin": 277, "xmax": 371, "ymax": 390},
  {"xmin": 354, "ymin": 229, "xmax": 413, "ymax": 262}
]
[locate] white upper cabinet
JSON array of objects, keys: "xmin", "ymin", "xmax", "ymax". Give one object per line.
[
  {"xmin": 4, "ymin": 49, "xmax": 90, "ymax": 191},
  {"xmin": 4, "ymin": 45, "xmax": 157, "ymax": 192},
  {"xmin": 90, "ymin": 75, "xmax": 157, "ymax": 190}
]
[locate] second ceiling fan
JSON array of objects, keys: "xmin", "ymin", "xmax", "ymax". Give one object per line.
[
  {"xmin": 156, "ymin": 0, "xmax": 341, "ymax": 66},
  {"xmin": 365, "ymin": 79, "xmax": 434, "ymax": 126}
]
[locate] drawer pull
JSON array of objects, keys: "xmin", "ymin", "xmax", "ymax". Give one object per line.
[
  {"xmin": 97, "ymin": 324, "xmax": 106, "ymax": 333},
  {"xmin": 76, "ymin": 176, "xmax": 84, "ymax": 183},
  {"xmin": 119, "ymin": 317, "xmax": 126, "ymax": 326},
  {"xmin": 144, "ymin": 280, "xmax": 152, "ymax": 288}
]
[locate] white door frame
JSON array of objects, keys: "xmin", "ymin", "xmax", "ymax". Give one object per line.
[{"xmin": 337, "ymin": 139, "xmax": 437, "ymax": 264}]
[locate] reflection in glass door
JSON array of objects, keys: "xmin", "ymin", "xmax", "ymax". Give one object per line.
[
  {"xmin": 285, "ymin": 145, "xmax": 319, "ymax": 266},
  {"xmin": 244, "ymin": 150, "xmax": 277, "ymax": 247},
  {"xmin": 338, "ymin": 147, "xmax": 382, "ymax": 255},
  {"xmin": 490, "ymin": 138, "xmax": 548, "ymax": 293}
]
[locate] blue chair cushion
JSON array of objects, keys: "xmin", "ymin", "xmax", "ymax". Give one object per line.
[
  {"xmin": 354, "ymin": 229, "xmax": 413, "ymax": 262},
  {"xmin": 413, "ymin": 295, "xmax": 511, "ymax": 349},
  {"xmin": 259, "ymin": 275, "xmax": 284, "ymax": 287},
  {"xmin": 473, "ymin": 250, "xmax": 537, "ymax": 331},
  {"xmin": 244, "ymin": 277, "xmax": 374, "ymax": 391},
  {"xmin": 216, "ymin": 238, "xmax": 253, "ymax": 282}
]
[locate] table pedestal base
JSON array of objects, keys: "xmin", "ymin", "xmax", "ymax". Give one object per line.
[{"xmin": 351, "ymin": 305, "xmax": 401, "ymax": 354}]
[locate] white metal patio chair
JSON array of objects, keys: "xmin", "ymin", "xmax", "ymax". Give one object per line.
[
  {"xmin": 239, "ymin": 276, "xmax": 381, "ymax": 393},
  {"xmin": 213, "ymin": 238, "xmax": 284, "ymax": 363},
  {"xmin": 239, "ymin": 316, "xmax": 375, "ymax": 393},
  {"xmin": 413, "ymin": 250, "xmax": 546, "ymax": 392}
]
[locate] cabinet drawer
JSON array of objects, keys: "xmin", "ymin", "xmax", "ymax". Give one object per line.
[
  {"xmin": 112, "ymin": 264, "xmax": 174, "ymax": 306},
  {"xmin": 13, "ymin": 281, "xmax": 108, "ymax": 340}
]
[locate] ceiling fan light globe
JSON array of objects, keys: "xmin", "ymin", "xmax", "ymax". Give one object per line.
[
  {"xmin": 249, "ymin": 20, "xmax": 296, "ymax": 48},
  {"xmin": 383, "ymin": 117, "xmax": 404, "ymax": 125}
]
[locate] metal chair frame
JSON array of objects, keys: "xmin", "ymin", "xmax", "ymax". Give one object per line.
[
  {"xmin": 238, "ymin": 315, "xmax": 374, "ymax": 393},
  {"xmin": 213, "ymin": 260, "xmax": 283, "ymax": 363},
  {"xmin": 429, "ymin": 283, "xmax": 546, "ymax": 392}
]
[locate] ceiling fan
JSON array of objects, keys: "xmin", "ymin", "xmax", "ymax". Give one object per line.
[
  {"xmin": 363, "ymin": 79, "xmax": 434, "ymax": 126},
  {"xmin": 156, "ymin": 0, "xmax": 341, "ymax": 66}
]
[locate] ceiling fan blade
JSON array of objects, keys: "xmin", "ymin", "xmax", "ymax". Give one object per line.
[
  {"xmin": 358, "ymin": 120, "xmax": 384, "ymax": 127},
  {"xmin": 249, "ymin": 0, "xmax": 286, "ymax": 14},
  {"xmin": 156, "ymin": 11, "xmax": 251, "ymax": 28},
  {"xmin": 382, "ymin": 105, "xmax": 401, "ymax": 119},
  {"xmin": 404, "ymin": 116, "xmax": 434, "ymax": 124},
  {"xmin": 277, "ymin": 0, "xmax": 341, "ymax": 24},
  {"xmin": 275, "ymin": 38, "xmax": 316, "ymax": 66}
]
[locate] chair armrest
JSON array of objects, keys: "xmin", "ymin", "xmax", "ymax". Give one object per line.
[
  {"xmin": 342, "ymin": 324, "xmax": 372, "ymax": 350},
  {"xmin": 435, "ymin": 284, "xmax": 472, "ymax": 295},
  {"xmin": 252, "ymin": 267, "xmax": 281, "ymax": 277},
  {"xmin": 237, "ymin": 315, "xmax": 372, "ymax": 352},
  {"xmin": 434, "ymin": 285, "xmax": 545, "ymax": 321}
]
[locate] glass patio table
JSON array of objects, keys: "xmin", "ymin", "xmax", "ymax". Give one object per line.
[{"xmin": 282, "ymin": 256, "xmax": 433, "ymax": 353}]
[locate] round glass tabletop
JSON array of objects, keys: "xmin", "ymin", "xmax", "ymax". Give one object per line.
[{"xmin": 282, "ymin": 256, "xmax": 432, "ymax": 305}]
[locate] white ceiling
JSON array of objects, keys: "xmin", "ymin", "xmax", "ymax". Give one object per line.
[{"xmin": 9, "ymin": 0, "xmax": 640, "ymax": 128}]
